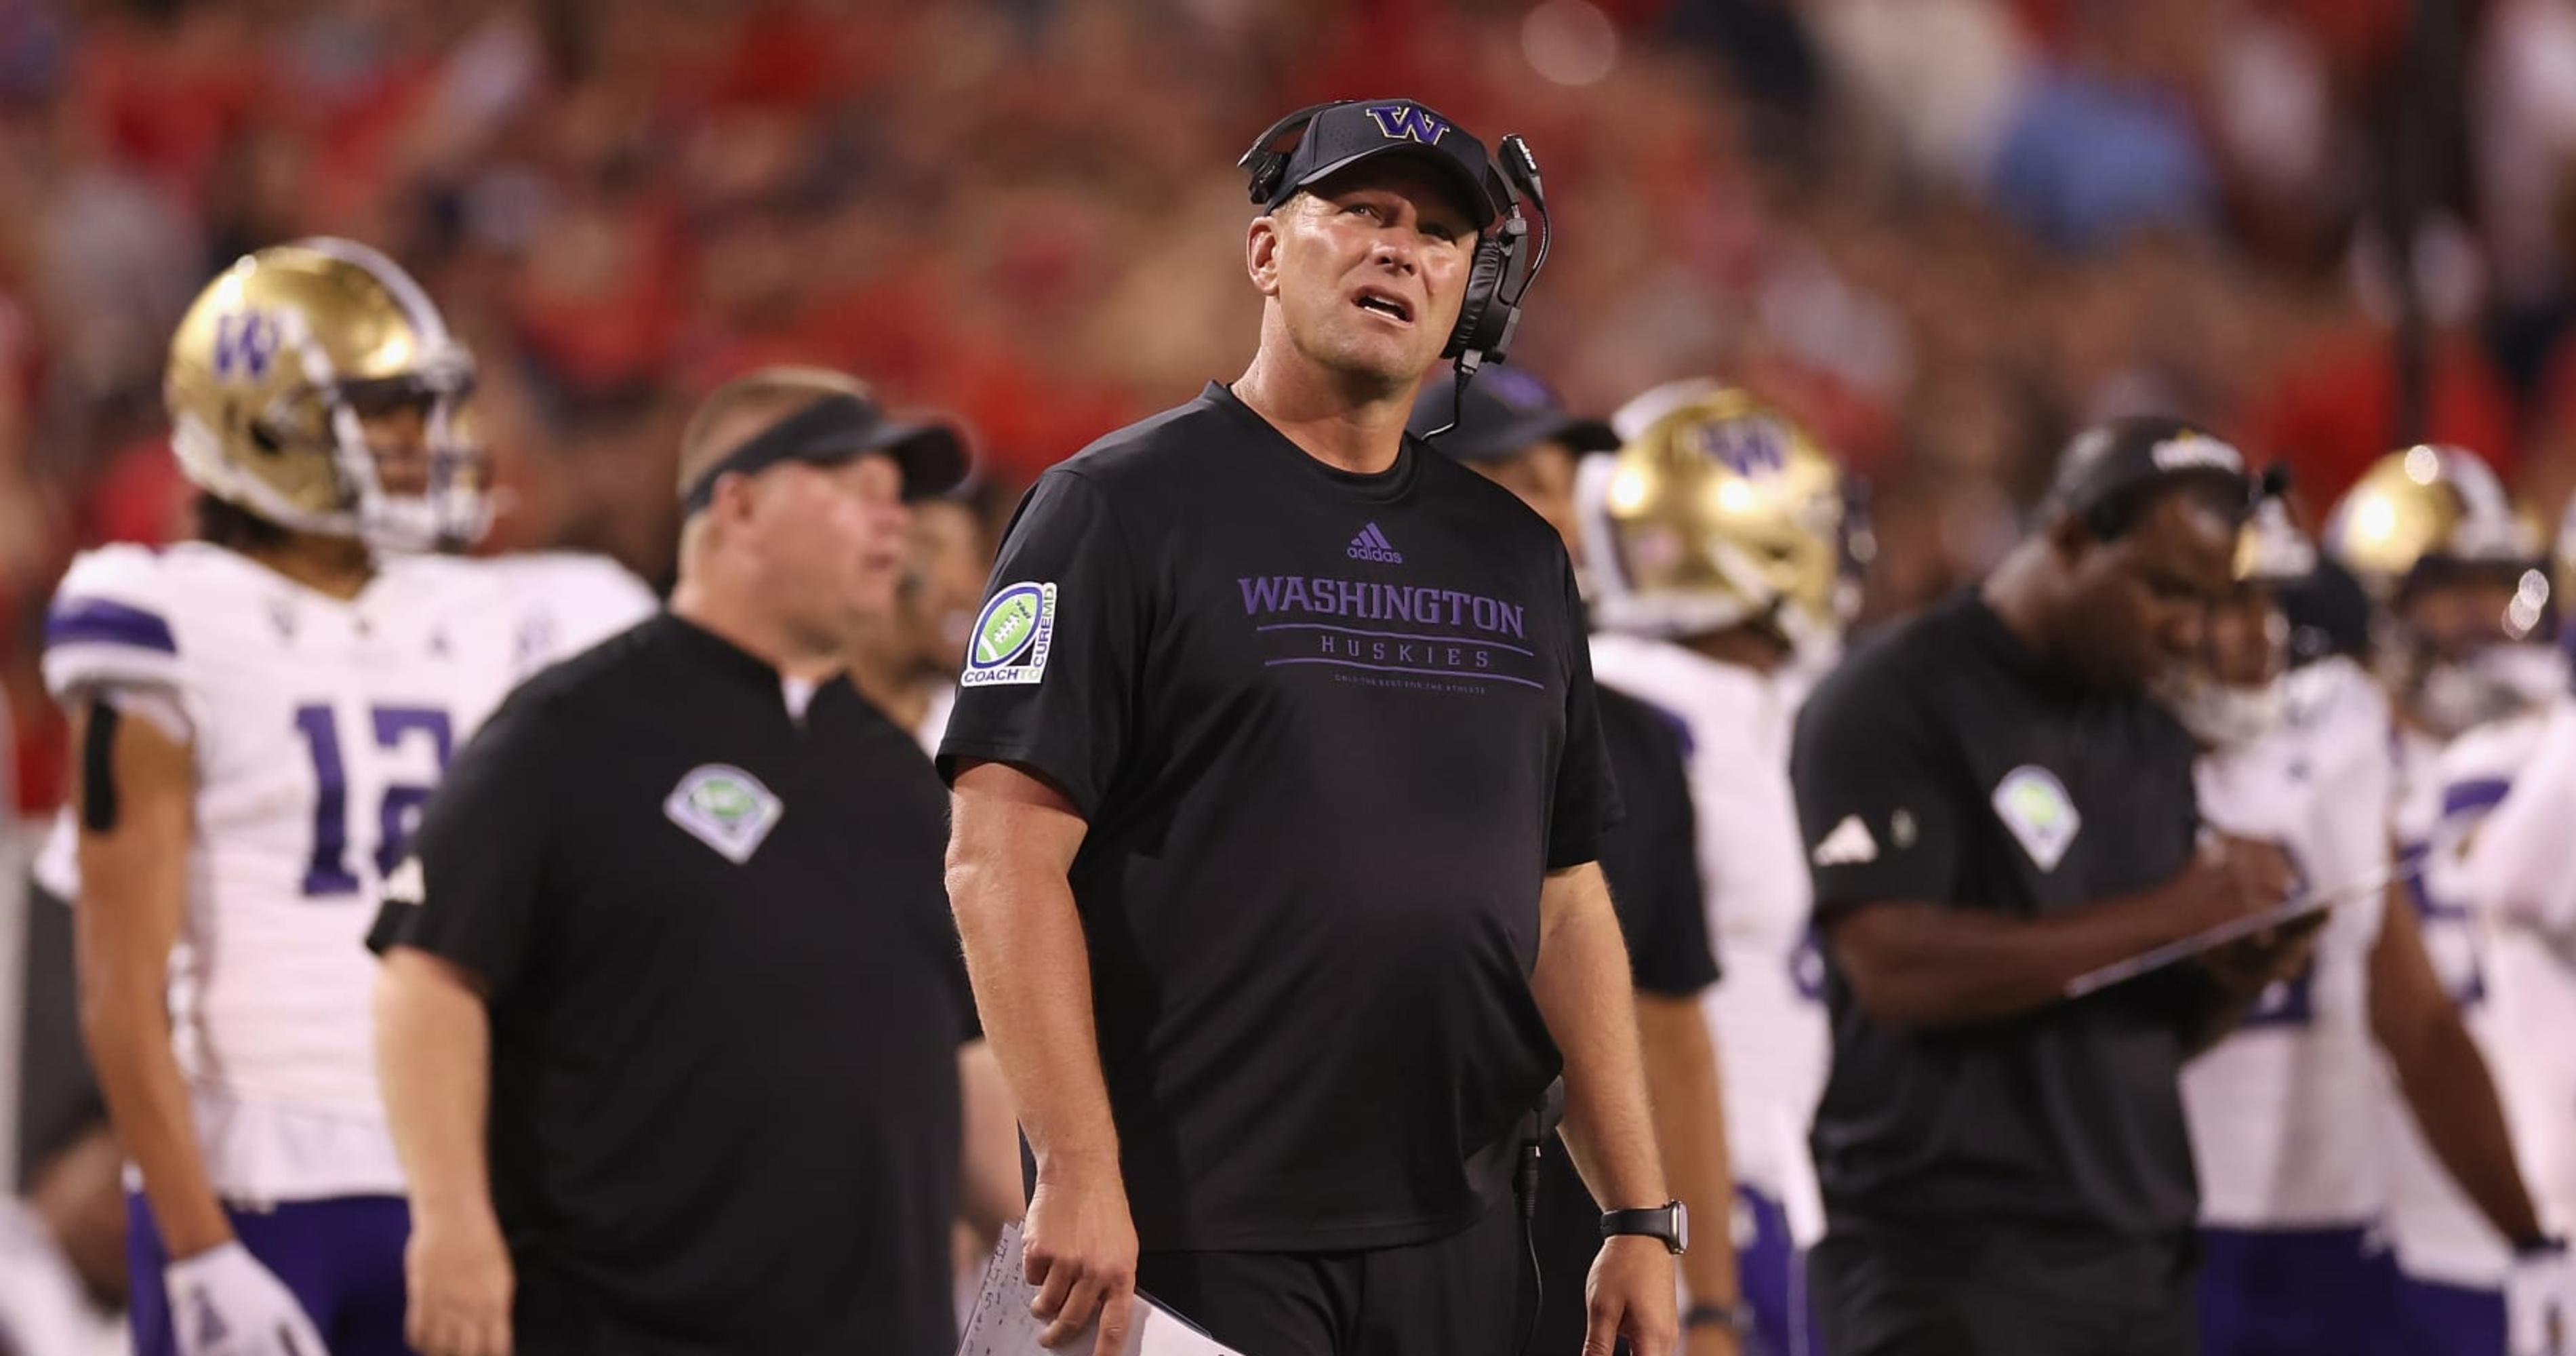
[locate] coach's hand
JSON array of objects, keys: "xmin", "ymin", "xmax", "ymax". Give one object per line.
[
  {"xmin": 1585, "ymin": 1235, "xmax": 1680, "ymax": 1356},
  {"xmin": 1024, "ymin": 1168, "xmax": 1139, "ymax": 1355},
  {"xmin": 2181, "ymin": 833, "xmax": 2299, "ymax": 933},
  {"xmin": 165, "ymin": 1241, "xmax": 333, "ymax": 1356},
  {"xmin": 405, "ymin": 1214, "xmax": 514, "ymax": 1356}
]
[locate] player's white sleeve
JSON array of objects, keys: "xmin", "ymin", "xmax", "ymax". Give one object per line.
[
  {"xmin": 41, "ymin": 545, "xmax": 203, "ymax": 742},
  {"xmin": 2459, "ymin": 696, "xmax": 2576, "ymax": 943},
  {"xmin": 43, "ymin": 546, "xmax": 182, "ymax": 700},
  {"xmin": 494, "ymin": 551, "xmax": 658, "ymax": 657}
]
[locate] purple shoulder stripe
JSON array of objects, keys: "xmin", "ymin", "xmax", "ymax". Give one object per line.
[
  {"xmin": 47, "ymin": 596, "xmax": 178, "ymax": 654},
  {"xmin": 2441, "ymin": 776, "xmax": 2512, "ymax": 819}
]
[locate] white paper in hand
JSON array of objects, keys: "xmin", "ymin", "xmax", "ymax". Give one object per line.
[{"xmin": 956, "ymin": 1222, "xmax": 1244, "ymax": 1356}]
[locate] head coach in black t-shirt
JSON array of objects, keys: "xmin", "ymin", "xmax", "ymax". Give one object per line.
[
  {"xmin": 938, "ymin": 101, "xmax": 1681, "ymax": 1356},
  {"xmin": 367, "ymin": 367, "xmax": 984, "ymax": 1356},
  {"xmin": 1790, "ymin": 417, "xmax": 2321, "ymax": 1356}
]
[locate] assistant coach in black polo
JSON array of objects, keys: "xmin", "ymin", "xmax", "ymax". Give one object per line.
[
  {"xmin": 366, "ymin": 367, "xmax": 979, "ymax": 1356},
  {"xmin": 1791, "ymin": 416, "xmax": 2323, "ymax": 1356},
  {"xmin": 940, "ymin": 100, "xmax": 1679, "ymax": 1356}
]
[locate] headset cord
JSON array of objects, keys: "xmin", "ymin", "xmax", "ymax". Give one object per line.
[{"xmin": 1516, "ymin": 1132, "xmax": 1544, "ymax": 1356}]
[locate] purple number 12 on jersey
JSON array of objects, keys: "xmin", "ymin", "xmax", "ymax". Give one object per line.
[{"xmin": 294, "ymin": 702, "xmax": 454, "ymax": 896}]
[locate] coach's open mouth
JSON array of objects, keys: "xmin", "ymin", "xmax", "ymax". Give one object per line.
[{"xmin": 1354, "ymin": 288, "xmax": 1414, "ymax": 324}]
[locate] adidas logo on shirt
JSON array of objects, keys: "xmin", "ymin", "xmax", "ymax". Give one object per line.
[
  {"xmin": 1346, "ymin": 523, "xmax": 1405, "ymax": 564},
  {"xmin": 1813, "ymin": 815, "xmax": 1880, "ymax": 866}
]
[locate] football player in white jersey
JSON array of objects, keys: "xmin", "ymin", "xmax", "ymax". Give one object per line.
[
  {"xmin": 44, "ymin": 239, "xmax": 652, "ymax": 1356},
  {"xmin": 2454, "ymin": 501, "xmax": 2576, "ymax": 961},
  {"xmin": 2436, "ymin": 496, "xmax": 2576, "ymax": 1348},
  {"xmin": 2170, "ymin": 483, "xmax": 2564, "ymax": 1355},
  {"xmin": 2322, "ymin": 446, "xmax": 2575, "ymax": 1356},
  {"xmin": 1577, "ymin": 389, "xmax": 1858, "ymax": 1356}
]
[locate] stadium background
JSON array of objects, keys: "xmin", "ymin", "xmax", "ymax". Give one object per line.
[{"xmin": 4, "ymin": 0, "xmax": 2576, "ymax": 1321}]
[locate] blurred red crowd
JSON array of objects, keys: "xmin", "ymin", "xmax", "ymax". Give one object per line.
[{"xmin": 5, "ymin": 0, "xmax": 2576, "ymax": 814}]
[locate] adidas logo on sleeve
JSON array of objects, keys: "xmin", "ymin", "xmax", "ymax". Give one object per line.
[
  {"xmin": 1812, "ymin": 815, "xmax": 1880, "ymax": 866},
  {"xmin": 1346, "ymin": 523, "xmax": 1405, "ymax": 564}
]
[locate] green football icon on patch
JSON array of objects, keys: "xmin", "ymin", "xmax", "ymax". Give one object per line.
[
  {"xmin": 974, "ymin": 586, "xmax": 1043, "ymax": 666},
  {"xmin": 1992, "ymin": 764, "xmax": 2081, "ymax": 873},
  {"xmin": 962, "ymin": 582, "xmax": 1056, "ymax": 687},
  {"xmin": 664, "ymin": 763, "xmax": 784, "ymax": 864},
  {"xmin": 691, "ymin": 777, "xmax": 759, "ymax": 822}
]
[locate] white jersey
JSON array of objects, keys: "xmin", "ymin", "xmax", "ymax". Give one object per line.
[
  {"xmin": 2180, "ymin": 658, "xmax": 2396, "ymax": 1229},
  {"xmin": 2444, "ymin": 710, "xmax": 2576, "ymax": 1239},
  {"xmin": 38, "ymin": 542, "xmax": 653, "ymax": 1201},
  {"xmin": 2378, "ymin": 714, "xmax": 2533, "ymax": 1286},
  {"xmin": 1588, "ymin": 634, "xmax": 1824, "ymax": 1212},
  {"xmin": 2458, "ymin": 694, "xmax": 2576, "ymax": 944}
]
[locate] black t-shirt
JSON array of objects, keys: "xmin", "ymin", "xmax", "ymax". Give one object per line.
[
  {"xmin": 1791, "ymin": 590, "xmax": 2206, "ymax": 1243},
  {"xmin": 938, "ymin": 382, "xmax": 1618, "ymax": 1252},
  {"xmin": 1594, "ymin": 686, "xmax": 1720, "ymax": 998},
  {"xmin": 368, "ymin": 615, "xmax": 976, "ymax": 1356},
  {"xmin": 1532, "ymin": 682, "xmax": 1714, "ymax": 1351}
]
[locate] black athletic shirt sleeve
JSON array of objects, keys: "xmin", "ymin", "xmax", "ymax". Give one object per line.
[
  {"xmin": 1791, "ymin": 655, "xmax": 1964, "ymax": 916},
  {"xmin": 1548, "ymin": 561, "xmax": 1620, "ymax": 871},
  {"xmin": 937, "ymin": 469, "xmax": 1147, "ymax": 818},
  {"xmin": 365, "ymin": 691, "xmax": 557, "ymax": 995},
  {"xmin": 1594, "ymin": 689, "xmax": 1718, "ymax": 997}
]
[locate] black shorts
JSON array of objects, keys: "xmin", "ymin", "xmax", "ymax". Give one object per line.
[
  {"xmin": 1810, "ymin": 1224, "xmax": 2200, "ymax": 1356},
  {"xmin": 1135, "ymin": 1197, "xmax": 1529, "ymax": 1356}
]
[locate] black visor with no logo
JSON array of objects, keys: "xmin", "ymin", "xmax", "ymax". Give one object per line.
[{"xmin": 681, "ymin": 393, "xmax": 968, "ymax": 514}]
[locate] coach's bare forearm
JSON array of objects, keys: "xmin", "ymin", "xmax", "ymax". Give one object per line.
[
  {"xmin": 376, "ymin": 950, "xmax": 502, "ymax": 1237},
  {"xmin": 1533, "ymin": 864, "xmax": 1668, "ymax": 1210},
  {"xmin": 946, "ymin": 765, "xmax": 1120, "ymax": 1176},
  {"xmin": 1827, "ymin": 887, "xmax": 2202, "ymax": 1030},
  {"xmin": 1638, "ymin": 993, "xmax": 1737, "ymax": 1305}
]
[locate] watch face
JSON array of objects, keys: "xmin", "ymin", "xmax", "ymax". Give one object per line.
[{"xmin": 1670, "ymin": 1201, "xmax": 1689, "ymax": 1255}]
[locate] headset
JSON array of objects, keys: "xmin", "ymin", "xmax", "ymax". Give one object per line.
[{"xmin": 1237, "ymin": 100, "xmax": 1552, "ymax": 383}]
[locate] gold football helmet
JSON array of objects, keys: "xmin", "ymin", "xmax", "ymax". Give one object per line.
[
  {"xmin": 2322, "ymin": 445, "xmax": 2541, "ymax": 602},
  {"xmin": 2324, "ymin": 445, "xmax": 2561, "ymax": 734},
  {"xmin": 1576, "ymin": 388, "xmax": 1855, "ymax": 652},
  {"xmin": 2235, "ymin": 493, "xmax": 2318, "ymax": 586},
  {"xmin": 165, "ymin": 237, "xmax": 486, "ymax": 551}
]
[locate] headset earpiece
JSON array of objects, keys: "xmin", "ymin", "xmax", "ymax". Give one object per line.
[
  {"xmin": 1443, "ymin": 215, "xmax": 1526, "ymax": 363},
  {"xmin": 1445, "ymin": 137, "xmax": 1546, "ymax": 367}
]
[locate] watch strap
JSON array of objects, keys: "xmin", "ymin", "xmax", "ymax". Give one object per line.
[{"xmin": 1600, "ymin": 1200, "xmax": 1685, "ymax": 1254}]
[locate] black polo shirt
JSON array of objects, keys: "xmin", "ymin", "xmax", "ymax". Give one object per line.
[
  {"xmin": 367, "ymin": 614, "xmax": 975, "ymax": 1356},
  {"xmin": 938, "ymin": 382, "xmax": 1618, "ymax": 1254},
  {"xmin": 1791, "ymin": 589, "xmax": 2206, "ymax": 1243}
]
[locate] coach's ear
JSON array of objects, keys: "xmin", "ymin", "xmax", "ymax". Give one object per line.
[
  {"xmin": 1247, "ymin": 210, "xmax": 1285, "ymax": 298},
  {"xmin": 2046, "ymin": 508, "xmax": 2095, "ymax": 565}
]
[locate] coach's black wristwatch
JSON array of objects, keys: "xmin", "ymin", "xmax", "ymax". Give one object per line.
[{"xmin": 1600, "ymin": 1200, "xmax": 1689, "ymax": 1254}]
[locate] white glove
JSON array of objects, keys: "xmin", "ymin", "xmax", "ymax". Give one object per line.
[
  {"xmin": 2508, "ymin": 1239, "xmax": 2576, "ymax": 1356},
  {"xmin": 164, "ymin": 1241, "xmax": 332, "ymax": 1356}
]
